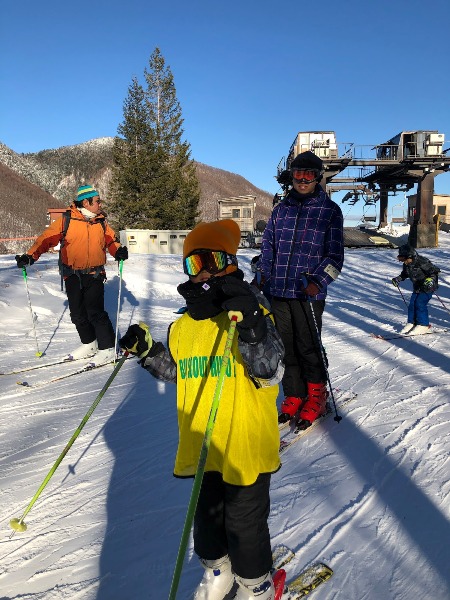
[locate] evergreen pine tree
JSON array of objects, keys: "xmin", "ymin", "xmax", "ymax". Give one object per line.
[{"xmin": 109, "ymin": 49, "xmax": 200, "ymax": 231}]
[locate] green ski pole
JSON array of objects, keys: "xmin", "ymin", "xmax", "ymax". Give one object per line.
[
  {"xmin": 168, "ymin": 315, "xmax": 238, "ymax": 600},
  {"xmin": 21, "ymin": 266, "xmax": 43, "ymax": 357},
  {"xmin": 113, "ymin": 259, "xmax": 124, "ymax": 364},
  {"xmin": 9, "ymin": 351, "xmax": 129, "ymax": 536}
]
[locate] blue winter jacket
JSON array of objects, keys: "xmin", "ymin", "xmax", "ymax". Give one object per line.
[{"xmin": 260, "ymin": 187, "xmax": 344, "ymax": 300}]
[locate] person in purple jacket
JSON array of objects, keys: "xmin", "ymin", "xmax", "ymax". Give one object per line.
[{"xmin": 260, "ymin": 151, "xmax": 344, "ymax": 430}]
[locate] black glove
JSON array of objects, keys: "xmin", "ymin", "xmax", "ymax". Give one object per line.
[
  {"xmin": 391, "ymin": 276, "xmax": 402, "ymax": 287},
  {"xmin": 220, "ymin": 279, "xmax": 267, "ymax": 343},
  {"xmin": 15, "ymin": 254, "xmax": 35, "ymax": 268},
  {"xmin": 115, "ymin": 246, "xmax": 128, "ymax": 261},
  {"xmin": 119, "ymin": 322, "xmax": 152, "ymax": 358}
]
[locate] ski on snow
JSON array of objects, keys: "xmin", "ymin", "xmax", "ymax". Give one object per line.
[
  {"xmin": 275, "ymin": 562, "xmax": 333, "ymax": 599},
  {"xmin": 279, "ymin": 389, "xmax": 357, "ymax": 455},
  {"xmin": 271, "ymin": 545, "xmax": 333, "ymax": 599},
  {"xmin": 370, "ymin": 328, "xmax": 447, "ymax": 341},
  {"xmin": 1, "ymin": 355, "xmax": 85, "ymax": 376},
  {"xmin": 16, "ymin": 359, "xmax": 120, "ymax": 388},
  {"xmin": 225, "ymin": 546, "xmax": 331, "ymax": 600},
  {"xmin": 272, "ymin": 544, "xmax": 296, "ymax": 570}
]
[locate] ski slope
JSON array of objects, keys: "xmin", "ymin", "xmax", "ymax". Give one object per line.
[{"xmin": 1, "ymin": 233, "xmax": 450, "ymax": 599}]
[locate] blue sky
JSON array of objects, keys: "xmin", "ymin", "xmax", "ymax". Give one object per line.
[{"xmin": 1, "ymin": 0, "xmax": 450, "ymax": 221}]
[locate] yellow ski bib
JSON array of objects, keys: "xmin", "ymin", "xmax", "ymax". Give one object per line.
[{"xmin": 169, "ymin": 311, "xmax": 280, "ymax": 485}]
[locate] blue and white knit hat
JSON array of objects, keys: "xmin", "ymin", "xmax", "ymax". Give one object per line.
[{"xmin": 77, "ymin": 185, "xmax": 99, "ymax": 202}]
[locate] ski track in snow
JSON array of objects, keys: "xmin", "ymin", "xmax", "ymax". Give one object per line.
[{"xmin": 0, "ymin": 243, "xmax": 450, "ymax": 599}]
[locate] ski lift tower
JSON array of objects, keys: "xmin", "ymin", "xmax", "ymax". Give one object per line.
[
  {"xmin": 276, "ymin": 130, "xmax": 450, "ymax": 248},
  {"xmin": 362, "ymin": 131, "xmax": 449, "ymax": 246}
]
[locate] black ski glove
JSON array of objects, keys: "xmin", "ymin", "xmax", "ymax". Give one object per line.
[
  {"xmin": 220, "ymin": 279, "xmax": 267, "ymax": 343},
  {"xmin": 15, "ymin": 254, "xmax": 35, "ymax": 268},
  {"xmin": 119, "ymin": 322, "xmax": 153, "ymax": 358},
  {"xmin": 115, "ymin": 246, "xmax": 128, "ymax": 261}
]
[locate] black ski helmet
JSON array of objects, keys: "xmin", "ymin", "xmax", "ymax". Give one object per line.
[{"xmin": 397, "ymin": 244, "xmax": 417, "ymax": 259}]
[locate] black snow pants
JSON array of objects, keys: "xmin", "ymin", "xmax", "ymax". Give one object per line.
[
  {"xmin": 65, "ymin": 273, "xmax": 115, "ymax": 350},
  {"xmin": 271, "ymin": 297, "xmax": 326, "ymax": 398},
  {"xmin": 193, "ymin": 471, "xmax": 273, "ymax": 579}
]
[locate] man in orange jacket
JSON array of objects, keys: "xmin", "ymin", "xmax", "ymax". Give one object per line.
[{"xmin": 16, "ymin": 185, "xmax": 128, "ymax": 364}]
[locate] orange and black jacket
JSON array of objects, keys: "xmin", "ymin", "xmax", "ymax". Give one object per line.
[{"xmin": 27, "ymin": 204, "xmax": 121, "ymax": 271}]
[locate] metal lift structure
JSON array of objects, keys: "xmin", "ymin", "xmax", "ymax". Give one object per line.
[{"xmin": 276, "ymin": 131, "xmax": 450, "ymax": 247}]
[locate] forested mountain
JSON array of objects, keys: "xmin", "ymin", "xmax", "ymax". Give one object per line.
[
  {"xmin": 0, "ymin": 162, "xmax": 64, "ymax": 254},
  {"xmin": 0, "ymin": 137, "xmax": 275, "ymax": 253}
]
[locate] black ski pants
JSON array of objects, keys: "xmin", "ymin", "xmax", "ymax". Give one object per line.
[
  {"xmin": 65, "ymin": 273, "xmax": 115, "ymax": 350},
  {"xmin": 271, "ymin": 297, "xmax": 326, "ymax": 398},
  {"xmin": 193, "ymin": 471, "xmax": 273, "ymax": 579}
]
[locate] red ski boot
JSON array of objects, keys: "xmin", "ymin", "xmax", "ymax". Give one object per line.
[
  {"xmin": 295, "ymin": 382, "xmax": 327, "ymax": 430},
  {"xmin": 278, "ymin": 396, "xmax": 306, "ymax": 424}
]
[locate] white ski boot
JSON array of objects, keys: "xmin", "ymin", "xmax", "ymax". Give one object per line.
[
  {"xmin": 409, "ymin": 324, "xmax": 431, "ymax": 335},
  {"xmin": 235, "ymin": 572, "xmax": 275, "ymax": 599},
  {"xmin": 68, "ymin": 340, "xmax": 97, "ymax": 360},
  {"xmin": 193, "ymin": 555, "xmax": 234, "ymax": 600},
  {"xmin": 90, "ymin": 347, "xmax": 116, "ymax": 366}
]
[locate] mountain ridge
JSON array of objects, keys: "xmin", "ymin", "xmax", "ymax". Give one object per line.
[{"xmin": 0, "ymin": 137, "xmax": 275, "ymax": 253}]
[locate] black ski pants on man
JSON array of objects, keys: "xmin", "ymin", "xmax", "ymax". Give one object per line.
[
  {"xmin": 193, "ymin": 471, "xmax": 273, "ymax": 579},
  {"xmin": 271, "ymin": 297, "xmax": 327, "ymax": 398},
  {"xmin": 65, "ymin": 273, "xmax": 115, "ymax": 350}
]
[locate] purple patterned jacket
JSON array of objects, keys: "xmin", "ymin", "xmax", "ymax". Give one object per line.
[{"xmin": 260, "ymin": 187, "xmax": 344, "ymax": 300}]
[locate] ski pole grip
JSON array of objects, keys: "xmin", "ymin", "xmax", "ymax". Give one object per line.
[{"xmin": 227, "ymin": 311, "xmax": 242, "ymax": 323}]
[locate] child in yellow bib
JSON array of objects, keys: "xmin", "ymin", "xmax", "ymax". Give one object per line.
[{"xmin": 120, "ymin": 219, "xmax": 284, "ymax": 600}]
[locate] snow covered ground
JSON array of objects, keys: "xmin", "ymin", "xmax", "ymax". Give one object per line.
[{"xmin": 1, "ymin": 232, "xmax": 450, "ymax": 600}]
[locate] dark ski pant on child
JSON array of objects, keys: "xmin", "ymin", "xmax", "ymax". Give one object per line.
[
  {"xmin": 193, "ymin": 471, "xmax": 273, "ymax": 579},
  {"xmin": 271, "ymin": 297, "xmax": 326, "ymax": 398},
  {"xmin": 65, "ymin": 273, "xmax": 115, "ymax": 350}
]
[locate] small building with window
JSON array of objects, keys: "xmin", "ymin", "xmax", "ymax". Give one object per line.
[
  {"xmin": 217, "ymin": 195, "xmax": 256, "ymax": 242},
  {"xmin": 120, "ymin": 230, "xmax": 190, "ymax": 254},
  {"xmin": 120, "ymin": 196, "xmax": 257, "ymax": 254},
  {"xmin": 407, "ymin": 193, "xmax": 450, "ymax": 225}
]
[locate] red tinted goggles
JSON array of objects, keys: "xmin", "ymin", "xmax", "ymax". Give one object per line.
[
  {"xmin": 291, "ymin": 168, "xmax": 320, "ymax": 183},
  {"xmin": 183, "ymin": 250, "xmax": 237, "ymax": 276}
]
